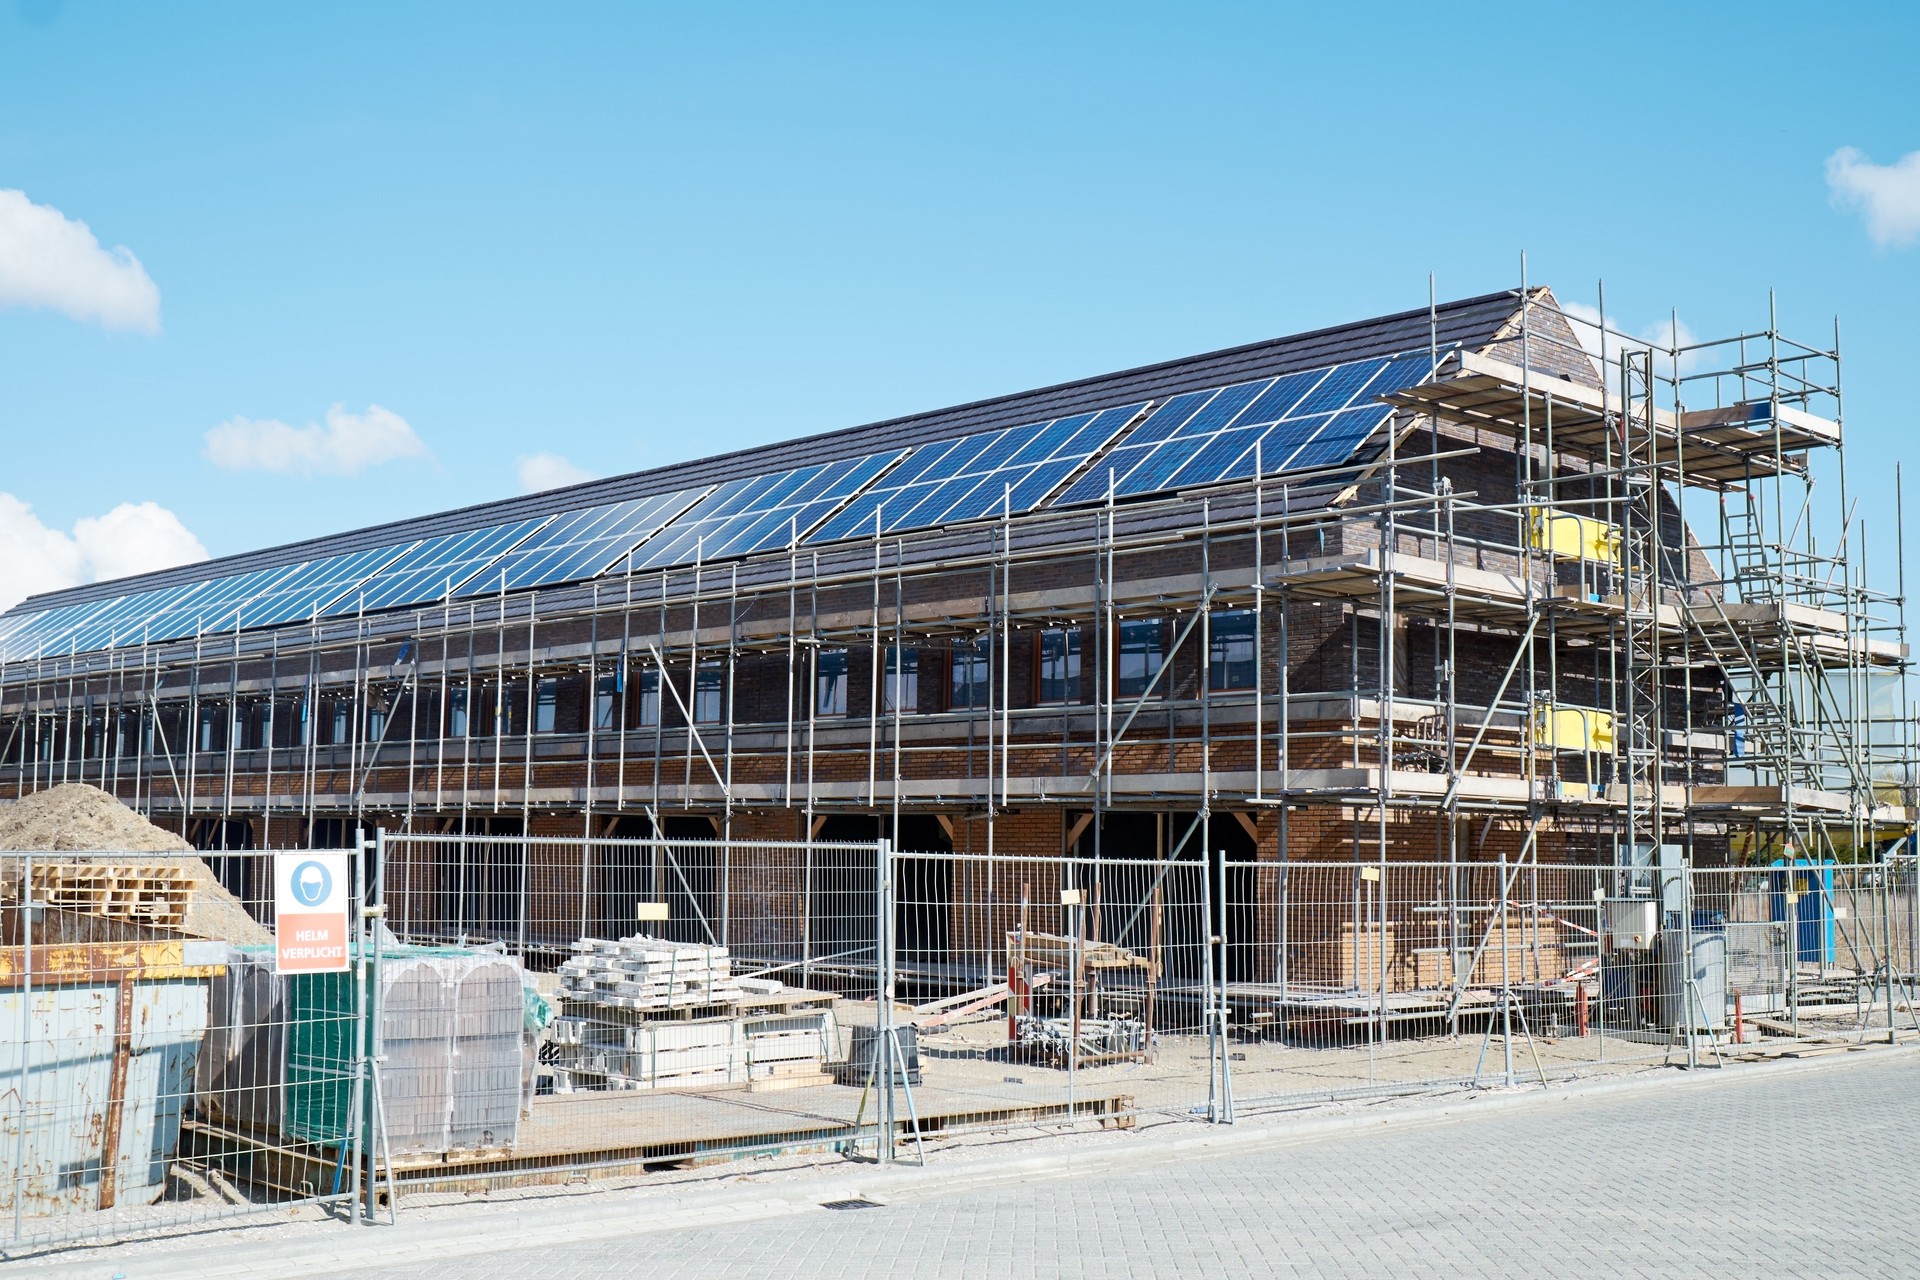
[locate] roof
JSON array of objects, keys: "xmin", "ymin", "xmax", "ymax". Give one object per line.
[{"xmin": 10, "ymin": 288, "xmax": 1527, "ymax": 616}]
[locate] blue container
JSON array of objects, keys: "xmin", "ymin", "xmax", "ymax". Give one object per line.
[{"xmin": 1768, "ymin": 858, "xmax": 1835, "ymax": 964}]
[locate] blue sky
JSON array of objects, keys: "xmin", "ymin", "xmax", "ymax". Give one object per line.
[{"xmin": 1, "ymin": 1, "xmax": 1917, "ymax": 608}]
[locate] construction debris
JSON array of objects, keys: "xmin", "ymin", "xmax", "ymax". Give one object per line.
[{"xmin": 1013, "ymin": 1013, "xmax": 1150, "ymax": 1066}]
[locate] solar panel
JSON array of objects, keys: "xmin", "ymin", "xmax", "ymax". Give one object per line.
[
  {"xmin": 467, "ymin": 488, "xmax": 709, "ymax": 594},
  {"xmin": 626, "ymin": 452, "xmax": 904, "ymax": 571},
  {"xmin": 1053, "ymin": 351, "xmax": 1437, "ymax": 505},
  {"xmin": 345, "ymin": 517, "xmax": 553, "ymax": 613},
  {"xmin": 0, "ymin": 602, "xmax": 93, "ymax": 660},
  {"xmin": 60, "ymin": 581, "xmax": 214, "ymax": 655},
  {"xmin": 228, "ymin": 545, "xmax": 414, "ymax": 631},
  {"xmin": 141, "ymin": 564, "xmax": 306, "ymax": 641},
  {"xmin": 806, "ymin": 405, "xmax": 1142, "ymax": 545}
]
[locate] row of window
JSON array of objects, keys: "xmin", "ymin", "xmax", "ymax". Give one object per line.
[{"xmin": 3, "ymin": 612, "xmax": 1266, "ymax": 759}]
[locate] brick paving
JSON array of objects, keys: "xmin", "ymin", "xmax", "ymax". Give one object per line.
[{"xmin": 315, "ymin": 1053, "xmax": 1920, "ymax": 1280}]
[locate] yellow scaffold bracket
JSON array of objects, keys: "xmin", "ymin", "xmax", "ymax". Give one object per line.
[{"xmin": 1526, "ymin": 507, "xmax": 1622, "ymax": 566}]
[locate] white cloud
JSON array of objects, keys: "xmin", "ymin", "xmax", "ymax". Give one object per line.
[
  {"xmin": 0, "ymin": 494, "xmax": 206, "ymax": 614},
  {"xmin": 0, "ymin": 189, "xmax": 161, "ymax": 333},
  {"xmin": 1826, "ymin": 146, "xmax": 1920, "ymax": 248},
  {"xmin": 203, "ymin": 403, "xmax": 430, "ymax": 476},
  {"xmin": 1560, "ymin": 301, "xmax": 1703, "ymax": 378},
  {"xmin": 515, "ymin": 452, "xmax": 596, "ymax": 493}
]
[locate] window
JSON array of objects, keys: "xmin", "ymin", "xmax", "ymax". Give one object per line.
[
  {"xmin": 636, "ymin": 669, "xmax": 661, "ymax": 727},
  {"xmin": 694, "ymin": 661, "xmax": 725, "ymax": 723},
  {"xmin": 367, "ymin": 705, "xmax": 387, "ymax": 743},
  {"xmin": 534, "ymin": 677, "xmax": 559, "ymax": 733},
  {"xmin": 816, "ymin": 648, "xmax": 849, "ymax": 717},
  {"xmin": 1115, "ymin": 619, "xmax": 1166, "ymax": 699},
  {"xmin": 1208, "ymin": 610, "xmax": 1257, "ymax": 691},
  {"xmin": 331, "ymin": 699, "xmax": 350, "ymax": 745},
  {"xmin": 1036, "ymin": 628, "xmax": 1081, "ymax": 703},
  {"xmin": 884, "ymin": 647, "xmax": 918, "ymax": 714},
  {"xmin": 446, "ymin": 687, "xmax": 469, "ymax": 738},
  {"xmin": 595, "ymin": 673, "xmax": 619, "ymax": 731},
  {"xmin": 949, "ymin": 637, "xmax": 991, "ymax": 710}
]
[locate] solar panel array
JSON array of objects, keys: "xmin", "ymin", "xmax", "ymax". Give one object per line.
[
  {"xmin": 0, "ymin": 348, "xmax": 1438, "ymax": 662},
  {"xmin": 1053, "ymin": 353, "xmax": 1435, "ymax": 505},
  {"xmin": 479, "ymin": 489, "xmax": 709, "ymax": 591},
  {"xmin": 807, "ymin": 404, "xmax": 1144, "ymax": 544},
  {"xmin": 348, "ymin": 518, "xmax": 555, "ymax": 613},
  {"xmin": 628, "ymin": 452, "xmax": 904, "ymax": 571}
]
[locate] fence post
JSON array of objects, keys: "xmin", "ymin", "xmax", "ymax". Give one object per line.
[
  {"xmin": 10, "ymin": 849, "xmax": 33, "ymax": 1244},
  {"xmin": 369, "ymin": 827, "xmax": 392, "ymax": 1222},
  {"xmin": 1202, "ymin": 845, "xmax": 1219, "ymax": 1122},
  {"xmin": 1882, "ymin": 857, "xmax": 1897, "ymax": 1044},
  {"xmin": 349, "ymin": 828, "xmax": 366, "ymax": 1224},
  {"xmin": 876, "ymin": 835, "xmax": 894, "ymax": 1165},
  {"xmin": 1217, "ymin": 844, "xmax": 1235, "ymax": 1123}
]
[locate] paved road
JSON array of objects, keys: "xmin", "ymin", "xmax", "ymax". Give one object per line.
[{"xmin": 312, "ymin": 1053, "xmax": 1918, "ymax": 1280}]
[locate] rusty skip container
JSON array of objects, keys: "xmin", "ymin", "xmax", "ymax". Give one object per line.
[{"xmin": 0, "ymin": 906, "xmax": 226, "ymax": 1218}]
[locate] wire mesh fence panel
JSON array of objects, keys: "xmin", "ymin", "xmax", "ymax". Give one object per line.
[
  {"xmin": 1217, "ymin": 859, "xmax": 1706, "ymax": 1113},
  {"xmin": 377, "ymin": 833, "xmax": 893, "ymax": 1193},
  {"xmin": 1, "ymin": 846, "xmax": 367, "ymax": 1255},
  {"xmin": 889, "ymin": 849, "xmax": 1216, "ymax": 1130}
]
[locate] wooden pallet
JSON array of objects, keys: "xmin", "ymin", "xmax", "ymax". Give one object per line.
[{"xmin": 29, "ymin": 862, "xmax": 192, "ymax": 929}]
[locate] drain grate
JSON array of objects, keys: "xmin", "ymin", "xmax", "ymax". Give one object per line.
[{"xmin": 820, "ymin": 1198, "xmax": 884, "ymax": 1211}]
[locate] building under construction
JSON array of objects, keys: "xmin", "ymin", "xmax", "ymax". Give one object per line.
[{"xmin": 0, "ymin": 283, "xmax": 1911, "ymax": 1005}]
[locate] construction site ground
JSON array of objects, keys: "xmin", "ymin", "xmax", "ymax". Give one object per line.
[{"xmin": 20, "ymin": 1040, "xmax": 1919, "ymax": 1280}]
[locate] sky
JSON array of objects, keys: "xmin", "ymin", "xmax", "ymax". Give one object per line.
[{"xmin": 1, "ymin": 1, "xmax": 1918, "ymax": 612}]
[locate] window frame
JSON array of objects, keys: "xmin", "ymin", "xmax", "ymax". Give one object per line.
[
  {"xmin": 1113, "ymin": 617, "xmax": 1168, "ymax": 700},
  {"xmin": 693, "ymin": 660, "xmax": 726, "ymax": 724}
]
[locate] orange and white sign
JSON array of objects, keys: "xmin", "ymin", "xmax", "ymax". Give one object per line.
[{"xmin": 275, "ymin": 852, "xmax": 351, "ymax": 974}]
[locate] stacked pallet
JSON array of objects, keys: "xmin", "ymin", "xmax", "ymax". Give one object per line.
[
  {"xmin": 543, "ymin": 937, "xmax": 840, "ymax": 1094},
  {"xmin": 30, "ymin": 862, "xmax": 192, "ymax": 928},
  {"xmin": 544, "ymin": 998, "xmax": 839, "ymax": 1094},
  {"xmin": 557, "ymin": 935, "xmax": 743, "ymax": 1011}
]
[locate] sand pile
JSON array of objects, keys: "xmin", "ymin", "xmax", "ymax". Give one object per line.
[
  {"xmin": 0, "ymin": 784, "xmax": 275, "ymax": 946},
  {"xmin": 0, "ymin": 783, "xmax": 195, "ymax": 853}
]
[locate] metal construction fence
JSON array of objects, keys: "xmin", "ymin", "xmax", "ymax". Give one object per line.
[
  {"xmin": 1, "ymin": 846, "xmax": 369, "ymax": 1256},
  {"xmin": 7, "ymin": 835, "xmax": 1920, "ymax": 1256}
]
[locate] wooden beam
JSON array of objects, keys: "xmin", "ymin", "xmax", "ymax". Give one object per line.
[
  {"xmin": 1064, "ymin": 811, "xmax": 1094, "ymax": 851},
  {"xmin": 1232, "ymin": 811, "xmax": 1260, "ymax": 844}
]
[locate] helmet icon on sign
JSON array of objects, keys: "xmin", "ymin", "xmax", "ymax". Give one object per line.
[{"xmin": 291, "ymin": 860, "xmax": 332, "ymax": 909}]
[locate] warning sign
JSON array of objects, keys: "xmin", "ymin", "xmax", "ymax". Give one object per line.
[{"xmin": 275, "ymin": 852, "xmax": 351, "ymax": 974}]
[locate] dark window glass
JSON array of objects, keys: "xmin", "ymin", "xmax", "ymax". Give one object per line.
[
  {"xmin": 534, "ymin": 677, "xmax": 559, "ymax": 733},
  {"xmin": 636, "ymin": 670, "xmax": 661, "ymax": 726},
  {"xmin": 816, "ymin": 649, "xmax": 848, "ymax": 716},
  {"xmin": 1115, "ymin": 619, "xmax": 1165, "ymax": 699},
  {"xmin": 1037, "ymin": 628, "xmax": 1081, "ymax": 703},
  {"xmin": 949, "ymin": 636, "xmax": 991, "ymax": 710},
  {"xmin": 884, "ymin": 647, "xmax": 918, "ymax": 713},
  {"xmin": 694, "ymin": 661, "xmax": 725, "ymax": 723},
  {"xmin": 1208, "ymin": 610, "xmax": 1257, "ymax": 691},
  {"xmin": 594, "ymin": 673, "xmax": 619, "ymax": 731}
]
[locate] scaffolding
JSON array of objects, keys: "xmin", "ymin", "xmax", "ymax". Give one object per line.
[{"xmin": 1, "ymin": 278, "xmax": 1912, "ymax": 1069}]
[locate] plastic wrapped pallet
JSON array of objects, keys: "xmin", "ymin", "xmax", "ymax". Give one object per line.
[{"xmin": 195, "ymin": 944, "xmax": 526, "ymax": 1157}]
